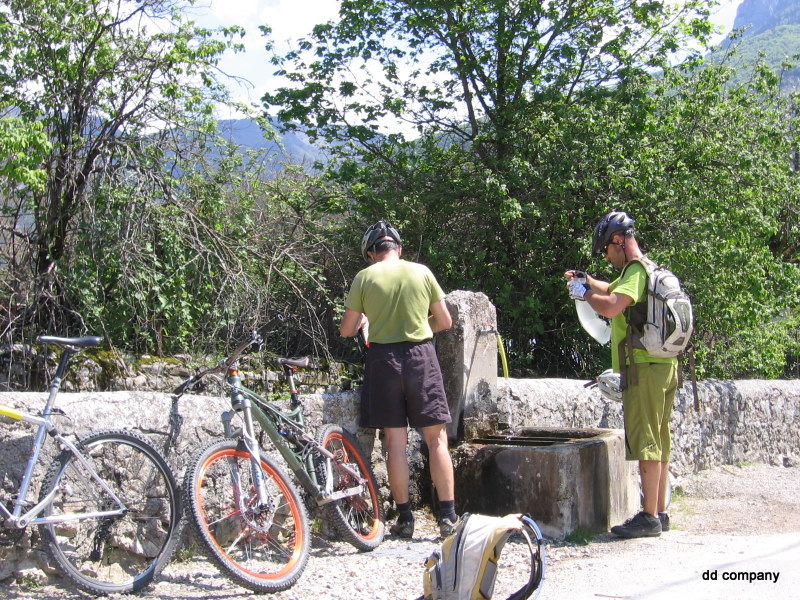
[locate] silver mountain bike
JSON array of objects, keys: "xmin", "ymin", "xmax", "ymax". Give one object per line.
[{"xmin": 0, "ymin": 336, "xmax": 182, "ymax": 595}]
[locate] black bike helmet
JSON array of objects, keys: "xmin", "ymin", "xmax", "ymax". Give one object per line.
[
  {"xmin": 591, "ymin": 210, "xmax": 635, "ymax": 255},
  {"xmin": 361, "ymin": 220, "xmax": 402, "ymax": 261}
]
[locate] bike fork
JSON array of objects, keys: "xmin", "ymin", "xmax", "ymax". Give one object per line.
[{"xmin": 223, "ymin": 401, "xmax": 272, "ymax": 510}]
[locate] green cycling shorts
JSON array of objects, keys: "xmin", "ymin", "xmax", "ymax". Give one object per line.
[{"xmin": 622, "ymin": 362, "xmax": 678, "ymax": 462}]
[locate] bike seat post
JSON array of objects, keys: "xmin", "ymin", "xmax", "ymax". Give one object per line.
[
  {"xmin": 42, "ymin": 346, "xmax": 76, "ymax": 416},
  {"xmin": 284, "ymin": 365, "xmax": 301, "ymax": 407}
]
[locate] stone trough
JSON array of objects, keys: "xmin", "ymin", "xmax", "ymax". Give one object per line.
[{"xmin": 452, "ymin": 426, "xmax": 639, "ymax": 538}]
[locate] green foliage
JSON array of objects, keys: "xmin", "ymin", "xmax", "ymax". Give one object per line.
[
  {"xmin": 707, "ymin": 25, "xmax": 800, "ymax": 91},
  {"xmin": 565, "ymin": 526, "xmax": 595, "ymax": 545},
  {"xmin": 0, "ymin": 0, "xmax": 244, "ymax": 343},
  {"xmin": 0, "ymin": 115, "xmax": 50, "ymax": 189},
  {"xmin": 266, "ymin": 1, "xmax": 800, "ymax": 379},
  {"xmin": 265, "ymin": 0, "xmax": 715, "ymax": 152},
  {"xmin": 0, "ymin": 0, "xmax": 797, "ymax": 384},
  {"xmin": 58, "ymin": 130, "xmax": 349, "ymax": 358}
]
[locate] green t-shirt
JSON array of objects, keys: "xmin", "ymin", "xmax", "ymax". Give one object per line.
[
  {"xmin": 609, "ymin": 260, "xmax": 677, "ymax": 371},
  {"xmin": 345, "ymin": 259, "xmax": 445, "ymax": 344}
]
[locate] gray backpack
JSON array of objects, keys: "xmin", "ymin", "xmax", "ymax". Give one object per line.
[
  {"xmin": 420, "ymin": 513, "xmax": 545, "ymax": 600},
  {"xmin": 618, "ymin": 256, "xmax": 698, "ymax": 407},
  {"xmin": 621, "ymin": 256, "xmax": 693, "ymax": 359}
]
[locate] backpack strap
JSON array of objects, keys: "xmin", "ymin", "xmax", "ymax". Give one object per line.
[
  {"xmin": 505, "ymin": 514, "xmax": 546, "ymax": 600},
  {"xmin": 618, "ymin": 325, "xmax": 639, "ymax": 391},
  {"xmin": 616, "ymin": 258, "xmax": 650, "ymax": 391},
  {"xmin": 684, "ymin": 344, "xmax": 699, "ymax": 411}
]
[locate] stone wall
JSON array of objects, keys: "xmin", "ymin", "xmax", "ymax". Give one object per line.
[
  {"xmin": 2, "ymin": 377, "xmax": 797, "ymax": 503},
  {"xmin": 492, "ymin": 377, "xmax": 800, "ymax": 475}
]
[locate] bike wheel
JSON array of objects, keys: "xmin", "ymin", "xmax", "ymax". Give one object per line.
[
  {"xmin": 315, "ymin": 423, "xmax": 384, "ymax": 551},
  {"xmin": 185, "ymin": 438, "xmax": 310, "ymax": 592},
  {"xmin": 39, "ymin": 429, "xmax": 182, "ymax": 595}
]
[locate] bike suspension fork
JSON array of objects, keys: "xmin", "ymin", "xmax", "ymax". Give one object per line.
[{"xmin": 234, "ymin": 396, "xmax": 272, "ymax": 509}]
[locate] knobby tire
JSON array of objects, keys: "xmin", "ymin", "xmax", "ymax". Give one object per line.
[
  {"xmin": 39, "ymin": 429, "xmax": 182, "ymax": 595},
  {"xmin": 184, "ymin": 438, "xmax": 310, "ymax": 592},
  {"xmin": 315, "ymin": 423, "xmax": 384, "ymax": 551}
]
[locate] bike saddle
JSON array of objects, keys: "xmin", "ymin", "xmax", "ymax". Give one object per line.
[{"xmin": 37, "ymin": 336, "xmax": 103, "ymax": 348}]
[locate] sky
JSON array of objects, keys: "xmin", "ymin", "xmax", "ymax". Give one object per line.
[
  {"xmin": 193, "ymin": 0, "xmax": 341, "ymax": 120},
  {"xmin": 195, "ymin": 0, "xmax": 745, "ymax": 120}
]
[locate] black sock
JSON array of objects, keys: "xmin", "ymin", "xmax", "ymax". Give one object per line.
[
  {"xmin": 438, "ymin": 500, "xmax": 457, "ymax": 522},
  {"xmin": 396, "ymin": 502, "xmax": 413, "ymax": 522}
]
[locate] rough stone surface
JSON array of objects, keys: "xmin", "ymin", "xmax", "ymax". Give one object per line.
[
  {"xmin": 438, "ymin": 290, "xmax": 498, "ymax": 441},
  {"xmin": 451, "ymin": 428, "xmax": 638, "ymax": 537},
  {"xmin": 495, "ymin": 377, "xmax": 800, "ymax": 476}
]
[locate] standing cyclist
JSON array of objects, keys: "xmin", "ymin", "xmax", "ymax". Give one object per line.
[
  {"xmin": 340, "ymin": 220, "xmax": 458, "ymax": 539},
  {"xmin": 565, "ymin": 210, "xmax": 677, "ymax": 538}
]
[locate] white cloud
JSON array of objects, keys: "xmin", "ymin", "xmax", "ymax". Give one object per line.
[{"xmin": 193, "ymin": 0, "xmax": 340, "ymax": 111}]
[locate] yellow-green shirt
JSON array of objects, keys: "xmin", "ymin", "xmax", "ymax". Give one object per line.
[{"xmin": 345, "ymin": 259, "xmax": 445, "ymax": 344}]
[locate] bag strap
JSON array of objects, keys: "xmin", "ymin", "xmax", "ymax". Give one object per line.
[
  {"xmin": 618, "ymin": 325, "xmax": 638, "ymax": 391},
  {"xmin": 617, "ymin": 258, "xmax": 652, "ymax": 391},
  {"xmin": 505, "ymin": 515, "xmax": 545, "ymax": 600},
  {"xmin": 686, "ymin": 344, "xmax": 699, "ymax": 411}
]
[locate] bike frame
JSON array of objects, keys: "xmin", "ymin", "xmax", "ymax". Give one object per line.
[
  {"xmin": 220, "ymin": 363, "xmax": 366, "ymax": 507},
  {"xmin": 0, "ymin": 345, "xmax": 127, "ymax": 529}
]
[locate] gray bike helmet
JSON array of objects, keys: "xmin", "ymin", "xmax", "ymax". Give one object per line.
[
  {"xmin": 591, "ymin": 210, "xmax": 635, "ymax": 255},
  {"xmin": 597, "ymin": 369, "xmax": 623, "ymax": 402},
  {"xmin": 361, "ymin": 220, "xmax": 402, "ymax": 261}
]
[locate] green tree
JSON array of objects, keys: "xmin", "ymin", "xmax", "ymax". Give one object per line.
[
  {"xmin": 265, "ymin": 0, "xmax": 715, "ymax": 154},
  {"xmin": 265, "ymin": 0, "xmax": 800, "ymax": 379},
  {"xmin": 0, "ymin": 0, "xmax": 243, "ymax": 337}
]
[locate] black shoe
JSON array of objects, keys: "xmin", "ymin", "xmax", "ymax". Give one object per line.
[
  {"xmin": 658, "ymin": 512, "xmax": 670, "ymax": 532},
  {"xmin": 438, "ymin": 516, "xmax": 458, "ymax": 539},
  {"xmin": 610, "ymin": 511, "xmax": 662, "ymax": 539},
  {"xmin": 390, "ymin": 514, "xmax": 415, "ymax": 539}
]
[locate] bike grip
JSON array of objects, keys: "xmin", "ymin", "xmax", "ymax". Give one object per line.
[{"xmin": 173, "ymin": 375, "xmax": 195, "ymax": 395}]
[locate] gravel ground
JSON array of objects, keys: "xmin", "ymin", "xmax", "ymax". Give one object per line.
[{"xmin": 2, "ymin": 463, "xmax": 799, "ymax": 600}]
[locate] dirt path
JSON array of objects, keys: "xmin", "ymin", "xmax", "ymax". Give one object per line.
[
  {"xmin": 542, "ymin": 463, "xmax": 800, "ymax": 600},
  {"xmin": 1, "ymin": 463, "xmax": 798, "ymax": 600}
]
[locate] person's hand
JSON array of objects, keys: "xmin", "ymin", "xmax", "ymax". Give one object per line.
[
  {"xmin": 564, "ymin": 270, "xmax": 586, "ymax": 283},
  {"xmin": 567, "ymin": 280, "xmax": 588, "ymax": 301}
]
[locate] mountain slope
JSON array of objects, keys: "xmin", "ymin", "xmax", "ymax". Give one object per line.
[
  {"xmin": 711, "ymin": 0, "xmax": 800, "ymax": 91},
  {"xmin": 215, "ymin": 118, "xmax": 327, "ymax": 167},
  {"xmin": 731, "ymin": 0, "xmax": 800, "ymax": 38}
]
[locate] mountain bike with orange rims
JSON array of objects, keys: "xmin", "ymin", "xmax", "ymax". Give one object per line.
[{"xmin": 173, "ymin": 330, "xmax": 384, "ymax": 593}]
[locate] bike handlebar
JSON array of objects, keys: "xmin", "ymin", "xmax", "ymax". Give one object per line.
[
  {"xmin": 171, "ymin": 332, "xmax": 262, "ymax": 397},
  {"xmin": 170, "ymin": 315, "xmax": 321, "ymax": 398}
]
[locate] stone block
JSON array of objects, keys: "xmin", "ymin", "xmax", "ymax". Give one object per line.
[
  {"xmin": 451, "ymin": 427, "xmax": 638, "ymax": 538},
  {"xmin": 438, "ymin": 290, "xmax": 498, "ymax": 441}
]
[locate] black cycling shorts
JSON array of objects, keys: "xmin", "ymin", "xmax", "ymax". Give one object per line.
[{"xmin": 359, "ymin": 339, "xmax": 451, "ymax": 429}]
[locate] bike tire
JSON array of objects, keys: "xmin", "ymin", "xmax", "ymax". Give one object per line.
[
  {"xmin": 314, "ymin": 423, "xmax": 385, "ymax": 551},
  {"xmin": 39, "ymin": 429, "xmax": 182, "ymax": 595},
  {"xmin": 184, "ymin": 438, "xmax": 310, "ymax": 592}
]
